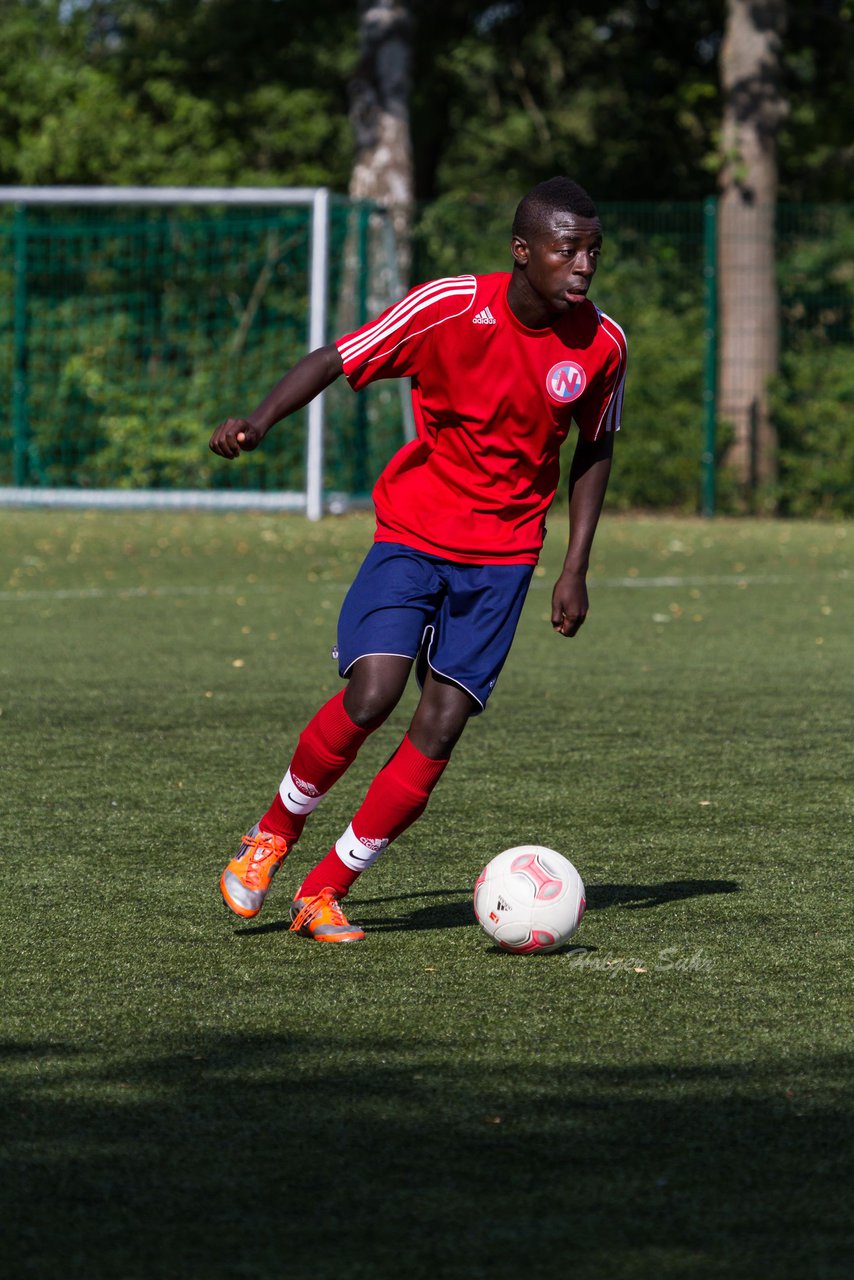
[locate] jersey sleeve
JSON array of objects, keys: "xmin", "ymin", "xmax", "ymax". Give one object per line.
[
  {"xmin": 572, "ymin": 312, "xmax": 628, "ymax": 442},
  {"xmin": 336, "ymin": 275, "xmax": 478, "ymax": 391}
]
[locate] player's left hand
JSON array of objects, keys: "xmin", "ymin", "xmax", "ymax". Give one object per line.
[{"xmin": 551, "ymin": 569, "xmax": 589, "ymax": 637}]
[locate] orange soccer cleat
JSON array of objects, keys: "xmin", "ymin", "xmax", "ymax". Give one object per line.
[
  {"xmin": 288, "ymin": 887, "xmax": 366, "ymax": 943},
  {"xmin": 219, "ymin": 823, "xmax": 290, "ymax": 919}
]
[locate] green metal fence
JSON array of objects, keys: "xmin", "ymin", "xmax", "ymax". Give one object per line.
[{"xmin": 1, "ymin": 195, "xmax": 851, "ymax": 515}]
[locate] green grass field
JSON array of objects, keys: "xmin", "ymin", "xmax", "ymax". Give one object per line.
[{"xmin": 2, "ymin": 508, "xmax": 852, "ymax": 1280}]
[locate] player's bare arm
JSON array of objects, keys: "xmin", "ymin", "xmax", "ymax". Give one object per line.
[
  {"xmin": 209, "ymin": 343, "xmax": 344, "ymax": 459},
  {"xmin": 551, "ymin": 432, "xmax": 614, "ymax": 637}
]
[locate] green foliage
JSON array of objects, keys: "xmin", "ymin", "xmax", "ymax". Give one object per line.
[
  {"xmin": 773, "ymin": 344, "xmax": 854, "ymax": 517},
  {"xmin": 591, "ymin": 214, "xmax": 706, "ymax": 512},
  {"xmin": 779, "ymin": 1, "xmax": 854, "ymax": 201},
  {"xmin": 2, "ymin": 2, "xmax": 852, "ymax": 203},
  {"xmin": 411, "ymin": 1, "xmax": 726, "ymax": 203},
  {"xmin": 410, "ymin": 0, "xmax": 852, "ymax": 204},
  {"xmin": 1, "ymin": 3, "xmax": 853, "ymax": 513},
  {"xmin": 772, "ymin": 207, "xmax": 854, "ymax": 516},
  {"xmin": 0, "ymin": 0, "xmax": 354, "ymax": 188}
]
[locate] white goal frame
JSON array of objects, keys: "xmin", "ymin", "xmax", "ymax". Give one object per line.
[{"xmin": 0, "ymin": 186, "xmax": 332, "ymax": 520}]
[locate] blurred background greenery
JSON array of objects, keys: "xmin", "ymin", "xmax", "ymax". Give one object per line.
[{"xmin": 0, "ymin": 1, "xmax": 851, "ymax": 515}]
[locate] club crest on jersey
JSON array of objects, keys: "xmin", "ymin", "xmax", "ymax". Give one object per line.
[{"xmin": 546, "ymin": 360, "xmax": 587, "ymax": 405}]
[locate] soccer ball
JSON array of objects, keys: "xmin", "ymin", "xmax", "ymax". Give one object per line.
[{"xmin": 473, "ymin": 845, "xmax": 586, "ymax": 953}]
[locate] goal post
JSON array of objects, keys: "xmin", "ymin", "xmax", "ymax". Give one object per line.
[{"xmin": 0, "ymin": 185, "xmax": 395, "ymax": 520}]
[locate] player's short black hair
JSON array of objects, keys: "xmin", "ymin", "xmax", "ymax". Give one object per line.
[{"xmin": 512, "ymin": 177, "xmax": 599, "ymax": 240}]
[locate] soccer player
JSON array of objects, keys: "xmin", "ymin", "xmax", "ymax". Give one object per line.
[{"xmin": 209, "ymin": 176, "xmax": 627, "ymax": 943}]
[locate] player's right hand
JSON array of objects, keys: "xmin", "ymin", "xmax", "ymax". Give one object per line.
[{"xmin": 208, "ymin": 417, "xmax": 265, "ymax": 459}]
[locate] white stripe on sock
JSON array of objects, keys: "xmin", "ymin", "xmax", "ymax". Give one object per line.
[
  {"xmin": 280, "ymin": 768, "xmax": 326, "ymax": 815},
  {"xmin": 334, "ymin": 823, "xmax": 389, "ymax": 871}
]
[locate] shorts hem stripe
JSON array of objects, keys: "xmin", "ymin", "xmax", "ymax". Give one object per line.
[
  {"xmin": 420, "ymin": 625, "xmax": 485, "ymax": 710},
  {"xmin": 425, "ymin": 658, "xmax": 485, "ymax": 710},
  {"xmin": 340, "ymin": 649, "xmax": 416, "ymax": 677}
]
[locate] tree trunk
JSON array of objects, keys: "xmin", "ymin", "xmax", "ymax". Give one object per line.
[
  {"xmin": 349, "ymin": 0, "xmax": 414, "ymax": 293},
  {"xmin": 718, "ymin": 0, "xmax": 787, "ymax": 503}
]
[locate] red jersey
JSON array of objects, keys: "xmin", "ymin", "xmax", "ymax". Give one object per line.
[{"xmin": 336, "ymin": 272, "xmax": 627, "ymax": 566}]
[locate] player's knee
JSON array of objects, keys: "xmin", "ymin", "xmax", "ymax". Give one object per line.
[
  {"xmin": 343, "ymin": 680, "xmax": 400, "ymax": 730},
  {"xmin": 413, "ymin": 702, "xmax": 474, "ymax": 758},
  {"xmin": 346, "ymin": 695, "xmax": 394, "ymax": 731},
  {"xmin": 344, "ymin": 655, "xmax": 410, "ymax": 729}
]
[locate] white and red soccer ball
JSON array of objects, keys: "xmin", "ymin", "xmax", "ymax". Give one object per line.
[{"xmin": 473, "ymin": 845, "xmax": 586, "ymax": 953}]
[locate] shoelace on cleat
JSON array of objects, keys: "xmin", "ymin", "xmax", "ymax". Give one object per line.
[
  {"xmin": 289, "ymin": 889, "xmax": 348, "ymax": 934},
  {"xmin": 239, "ymin": 832, "xmax": 287, "ymax": 886}
]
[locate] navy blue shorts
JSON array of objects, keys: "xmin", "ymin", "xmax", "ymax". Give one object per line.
[{"xmin": 336, "ymin": 543, "xmax": 534, "ymax": 710}]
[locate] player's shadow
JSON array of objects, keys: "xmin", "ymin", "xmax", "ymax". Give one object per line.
[
  {"xmin": 359, "ymin": 889, "xmax": 473, "ymax": 932},
  {"xmin": 233, "ymin": 887, "xmax": 470, "ymax": 937},
  {"xmin": 234, "ymin": 880, "xmax": 739, "ymax": 937}
]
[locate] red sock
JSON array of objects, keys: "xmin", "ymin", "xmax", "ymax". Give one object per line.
[
  {"xmin": 260, "ymin": 690, "xmax": 371, "ymax": 843},
  {"xmin": 296, "ymin": 734, "xmax": 449, "ymax": 900}
]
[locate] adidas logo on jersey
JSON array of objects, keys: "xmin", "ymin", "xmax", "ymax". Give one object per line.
[{"xmin": 472, "ymin": 306, "xmax": 496, "ymax": 325}]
